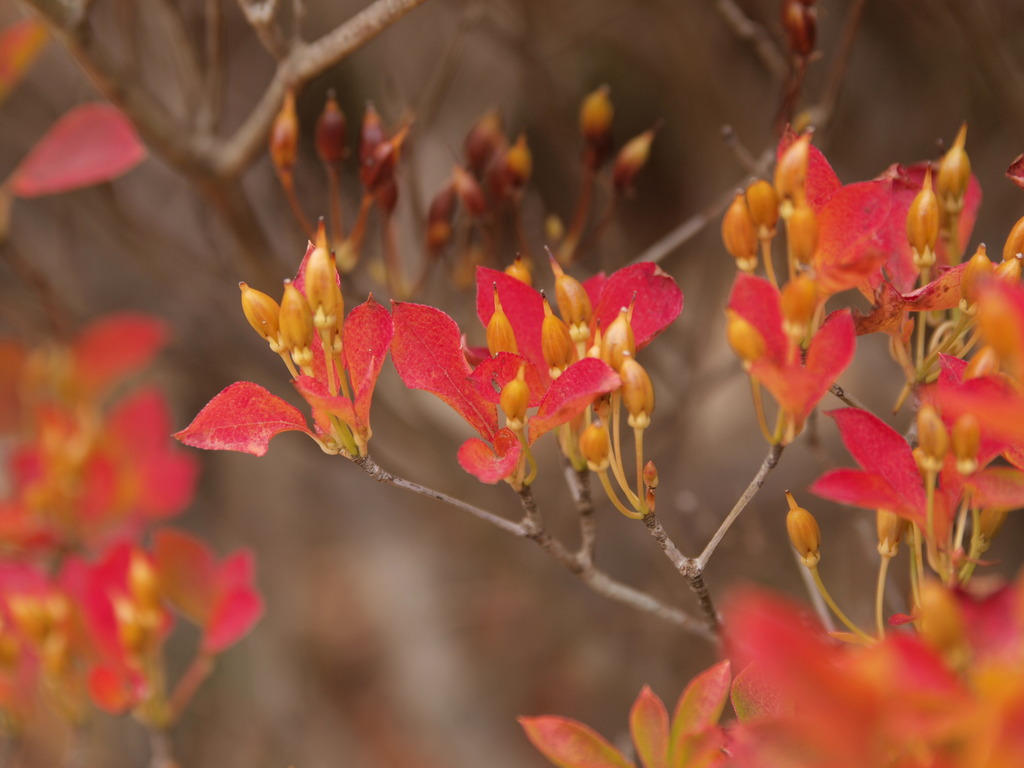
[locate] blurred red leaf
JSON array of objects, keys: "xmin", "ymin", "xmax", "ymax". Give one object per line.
[
  {"xmin": 72, "ymin": 313, "xmax": 167, "ymax": 395},
  {"xmin": 174, "ymin": 381, "xmax": 314, "ymax": 455},
  {"xmin": 519, "ymin": 715, "xmax": 635, "ymax": 768},
  {"xmin": 630, "ymin": 686, "xmax": 669, "ymax": 768},
  {"xmin": 966, "ymin": 467, "xmax": 1024, "ymax": 511},
  {"xmin": 343, "ymin": 295, "xmax": 393, "ymax": 433},
  {"xmin": 730, "ymin": 663, "xmax": 792, "ymax": 723},
  {"xmin": 456, "ymin": 428, "xmax": 521, "ymax": 483},
  {"xmin": 203, "ymin": 550, "xmax": 263, "ymax": 653},
  {"xmin": 528, "ymin": 357, "xmax": 620, "ymax": 443},
  {"xmin": 669, "ymin": 660, "xmax": 731, "ymax": 765},
  {"xmin": 391, "ymin": 302, "xmax": 497, "ymax": 439},
  {"xmin": 0, "ymin": 18, "xmax": 48, "ymax": 104},
  {"xmin": 10, "ymin": 103, "xmax": 146, "ymax": 197}
]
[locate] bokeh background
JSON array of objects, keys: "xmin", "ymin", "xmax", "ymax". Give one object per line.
[{"xmin": 2, "ymin": 0, "xmax": 1024, "ymax": 765}]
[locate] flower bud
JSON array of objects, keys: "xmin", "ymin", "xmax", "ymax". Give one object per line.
[
  {"xmin": 996, "ymin": 253, "xmax": 1023, "ymax": 284},
  {"xmin": 361, "ymin": 124, "xmax": 407, "ymax": 196},
  {"xmin": 951, "ymin": 413, "xmax": 980, "ymax": 475},
  {"xmin": 500, "ymin": 365, "xmax": 530, "ymax": 431},
  {"xmin": 579, "ymin": 420, "xmax": 611, "ymax": 471},
  {"xmin": 726, "ymin": 310, "xmax": 766, "ymax": 370},
  {"xmin": 280, "ymin": 280, "xmax": 314, "ymax": 368},
  {"xmin": 978, "ymin": 508, "xmax": 1008, "ymax": 548},
  {"xmin": 613, "ymin": 129, "xmax": 655, "ymax": 192},
  {"xmin": 916, "ymin": 404, "xmax": 948, "ymax": 473},
  {"xmin": 305, "ymin": 225, "xmax": 342, "ymax": 331},
  {"xmin": 781, "ymin": 274, "xmax": 817, "ymax": 341},
  {"xmin": 505, "ymin": 133, "xmax": 532, "ymax": 190},
  {"xmin": 774, "ymin": 134, "xmax": 811, "ymax": 215},
  {"xmin": 1004, "ymin": 215, "xmax": 1024, "ymax": 262},
  {"xmin": 453, "ymin": 164, "xmax": 488, "ymax": 217},
  {"xmin": 785, "ymin": 491, "xmax": 820, "ymax": 568},
  {"xmin": 961, "ymin": 245, "xmax": 994, "ymax": 308},
  {"xmin": 580, "ymin": 85, "xmax": 614, "ymax": 169},
  {"xmin": 906, "ymin": 168, "xmax": 939, "ymax": 270},
  {"xmin": 426, "ymin": 184, "xmax": 456, "ymax": 253},
  {"xmin": 620, "ymin": 354, "xmax": 654, "ymax": 429},
  {"xmin": 541, "ymin": 295, "xmax": 575, "ymax": 376},
  {"xmin": 9, "ymin": 595, "xmax": 48, "ymax": 643},
  {"xmin": 643, "ymin": 460, "xmax": 658, "ymax": 489},
  {"xmin": 128, "ymin": 551, "xmax": 161, "ymax": 612},
  {"xmin": 745, "ymin": 179, "xmax": 779, "ymax": 239},
  {"xmin": 505, "ymin": 255, "xmax": 532, "ymax": 286},
  {"xmin": 240, "ymin": 282, "xmax": 282, "ymax": 347},
  {"xmin": 601, "ymin": 307, "xmax": 636, "ymax": 372},
  {"xmin": 788, "ymin": 202, "xmax": 819, "ymax": 265},
  {"xmin": 269, "ymin": 89, "xmax": 298, "ymax": 177},
  {"xmin": 550, "ymin": 256, "xmax": 593, "ymax": 342},
  {"xmin": 486, "ymin": 285, "xmax": 518, "ymax": 356},
  {"xmin": 465, "ymin": 109, "xmax": 505, "ymax": 174},
  {"xmin": 781, "ymin": 0, "xmax": 816, "ymax": 57},
  {"xmin": 937, "ymin": 123, "xmax": 970, "ymax": 216},
  {"xmin": 316, "ymin": 90, "xmax": 347, "ymax": 166},
  {"xmin": 876, "ymin": 509, "xmax": 905, "ymax": 558},
  {"xmin": 359, "ymin": 102, "xmax": 385, "ymax": 171},
  {"xmin": 917, "ymin": 580, "xmax": 966, "ymax": 666},
  {"xmin": 723, "ymin": 192, "xmax": 758, "ymax": 273},
  {"xmin": 976, "ymin": 290, "xmax": 1021, "ymax": 366}
]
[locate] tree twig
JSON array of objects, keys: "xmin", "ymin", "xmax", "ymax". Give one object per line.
[{"xmin": 713, "ymin": 0, "xmax": 787, "ymax": 80}]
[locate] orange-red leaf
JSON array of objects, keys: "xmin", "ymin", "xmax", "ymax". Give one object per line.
[
  {"xmin": 456, "ymin": 428, "xmax": 521, "ymax": 483},
  {"xmin": 72, "ymin": 313, "xmax": 167, "ymax": 394},
  {"xmin": 630, "ymin": 686, "xmax": 669, "ymax": 768},
  {"xmin": 669, "ymin": 660, "xmax": 731, "ymax": 760},
  {"xmin": 174, "ymin": 381, "xmax": 314, "ymax": 455},
  {"xmin": 528, "ymin": 358, "xmax": 620, "ymax": 443},
  {"xmin": 591, "ymin": 263, "xmax": 683, "ymax": 349},
  {"xmin": 10, "ymin": 103, "xmax": 146, "ymax": 197},
  {"xmin": 519, "ymin": 716, "xmax": 635, "ymax": 768}
]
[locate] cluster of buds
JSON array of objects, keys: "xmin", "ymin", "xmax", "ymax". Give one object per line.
[{"xmin": 269, "ymin": 91, "xmax": 409, "ymax": 294}]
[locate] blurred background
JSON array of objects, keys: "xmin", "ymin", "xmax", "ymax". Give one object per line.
[{"xmin": 2, "ymin": 0, "xmax": 1024, "ymax": 765}]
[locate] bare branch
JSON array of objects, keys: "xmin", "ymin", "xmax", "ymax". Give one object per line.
[
  {"xmin": 714, "ymin": 0, "xmax": 787, "ymax": 80},
  {"xmin": 237, "ymin": 0, "xmax": 289, "ymax": 59},
  {"xmin": 199, "ymin": 0, "xmax": 225, "ymax": 134},
  {"xmin": 215, "ymin": 0, "xmax": 432, "ymax": 178}
]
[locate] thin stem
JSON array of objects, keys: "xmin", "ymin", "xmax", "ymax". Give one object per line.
[
  {"xmin": 598, "ymin": 470, "xmax": 644, "ymax": 520},
  {"xmin": 642, "ymin": 514, "xmax": 719, "ymax": 634},
  {"xmin": 749, "ymin": 377, "xmax": 774, "ymax": 443},
  {"xmin": 759, "ymin": 236, "xmax": 778, "ymax": 290},
  {"xmin": 809, "ymin": 564, "xmax": 874, "ymax": 642},
  {"xmin": 697, "ymin": 444, "xmax": 784, "ymax": 569},
  {"xmin": 828, "ymin": 381, "xmax": 868, "ymax": 410},
  {"xmin": 168, "ymin": 654, "xmax": 214, "ymax": 721},
  {"xmin": 875, "ymin": 554, "xmax": 892, "ymax": 638}
]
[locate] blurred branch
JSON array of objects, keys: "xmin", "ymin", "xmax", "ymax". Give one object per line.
[
  {"xmin": 713, "ymin": 0, "xmax": 786, "ymax": 80},
  {"xmin": 355, "ymin": 456, "xmax": 713, "ymax": 640},
  {"xmin": 803, "ymin": 0, "xmax": 867, "ymax": 130},
  {"xmin": 237, "ymin": 0, "xmax": 289, "ymax": 58},
  {"xmin": 199, "ymin": 0, "xmax": 225, "ymax": 134}
]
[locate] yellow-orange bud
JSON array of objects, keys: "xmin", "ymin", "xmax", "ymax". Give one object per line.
[
  {"xmin": 781, "ymin": 274, "xmax": 818, "ymax": 341},
  {"xmin": 613, "ymin": 129, "xmax": 655, "ymax": 192},
  {"xmin": 280, "ymin": 280, "xmax": 314, "ymax": 368},
  {"xmin": 726, "ymin": 310, "xmax": 766, "ymax": 369},
  {"xmin": 601, "ymin": 307, "xmax": 636, "ymax": 372},
  {"xmin": 269, "ymin": 90, "xmax": 299, "ymax": 176},
  {"xmin": 906, "ymin": 167, "xmax": 939, "ymax": 270},
  {"xmin": 643, "ymin": 460, "xmax": 658, "ymax": 489},
  {"xmin": 723, "ymin": 192, "xmax": 758, "ymax": 273},
  {"xmin": 785, "ymin": 491, "xmax": 821, "ymax": 568},
  {"xmin": 240, "ymin": 282, "xmax": 281, "ymax": 348},
  {"xmin": 486, "ymin": 286, "xmax": 518, "ymax": 356},
  {"xmin": 937, "ymin": 124, "xmax": 971, "ymax": 216},
  {"xmin": 917, "ymin": 580, "xmax": 966, "ymax": 666},
  {"xmin": 788, "ymin": 203, "xmax": 819, "ymax": 265},
  {"xmin": 305, "ymin": 226, "xmax": 342, "ymax": 332},
  {"xmin": 951, "ymin": 413, "xmax": 980, "ymax": 475},
  {"xmin": 541, "ymin": 296, "xmax": 575, "ymax": 376},
  {"xmin": 620, "ymin": 354, "xmax": 654, "ymax": 429},
  {"xmin": 128, "ymin": 551, "xmax": 161, "ymax": 612},
  {"xmin": 579, "ymin": 421, "xmax": 611, "ymax": 471},
  {"xmin": 961, "ymin": 245, "xmax": 994, "ymax": 308},
  {"xmin": 505, "ymin": 133, "xmax": 532, "ymax": 189},
  {"xmin": 916, "ymin": 404, "xmax": 948, "ymax": 472},
  {"xmin": 550, "ymin": 256, "xmax": 593, "ymax": 342},
  {"xmin": 580, "ymin": 85, "xmax": 614, "ymax": 167},
  {"xmin": 745, "ymin": 178, "xmax": 779, "ymax": 239},
  {"xmin": 775, "ymin": 134, "xmax": 811, "ymax": 215},
  {"xmin": 996, "ymin": 253, "xmax": 1023, "ymax": 284},
  {"xmin": 976, "ymin": 289, "xmax": 1021, "ymax": 368},
  {"xmin": 876, "ymin": 509, "xmax": 905, "ymax": 558},
  {"xmin": 978, "ymin": 508, "xmax": 1008, "ymax": 548},
  {"xmin": 965, "ymin": 345, "xmax": 1001, "ymax": 379},
  {"xmin": 1004, "ymin": 215, "xmax": 1024, "ymax": 262},
  {"xmin": 505, "ymin": 255, "xmax": 532, "ymax": 286},
  {"xmin": 500, "ymin": 365, "xmax": 530, "ymax": 431}
]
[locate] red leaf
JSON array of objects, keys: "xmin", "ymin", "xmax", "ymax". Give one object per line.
[
  {"xmin": 519, "ymin": 716, "xmax": 635, "ymax": 768},
  {"xmin": 1008, "ymin": 154, "xmax": 1024, "ymax": 189},
  {"xmin": 630, "ymin": 686, "xmax": 670, "ymax": 768},
  {"xmin": 203, "ymin": 551, "xmax": 264, "ymax": 653},
  {"xmin": 814, "ymin": 179, "xmax": 891, "ymax": 296},
  {"xmin": 528, "ymin": 358, "xmax": 621, "ymax": 443},
  {"xmin": 344, "ymin": 295, "xmax": 393, "ymax": 431},
  {"xmin": 726, "ymin": 275, "xmax": 786, "ymax": 365},
  {"xmin": 391, "ymin": 302, "xmax": 497, "ymax": 439},
  {"xmin": 0, "ymin": 18, "xmax": 48, "ymax": 104},
  {"xmin": 476, "ymin": 267, "xmax": 547, "ymax": 376},
  {"xmin": 456, "ymin": 428, "xmax": 522, "ymax": 483},
  {"xmin": 294, "ymin": 375, "xmax": 357, "ymax": 433},
  {"xmin": 778, "ymin": 131, "xmax": 841, "ymax": 212},
  {"xmin": 174, "ymin": 381, "xmax": 314, "ymax": 456},
  {"xmin": 730, "ymin": 662, "xmax": 793, "ymax": 722},
  {"xmin": 669, "ymin": 661, "xmax": 731, "ymax": 750},
  {"xmin": 88, "ymin": 665, "xmax": 140, "ymax": 715},
  {"xmin": 72, "ymin": 313, "xmax": 167, "ymax": 394},
  {"xmin": 966, "ymin": 467, "xmax": 1024, "ymax": 511},
  {"xmin": 10, "ymin": 103, "xmax": 146, "ymax": 197},
  {"xmin": 591, "ymin": 263, "xmax": 683, "ymax": 349}
]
